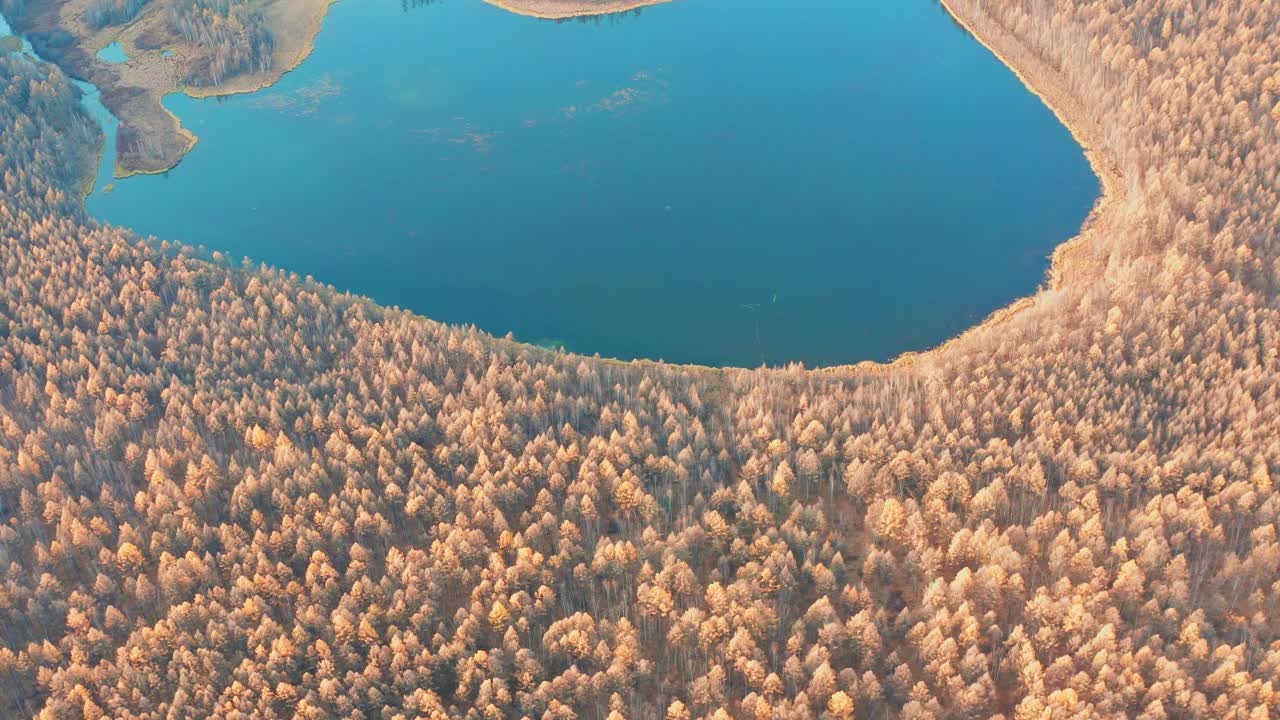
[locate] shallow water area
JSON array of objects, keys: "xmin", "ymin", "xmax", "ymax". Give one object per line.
[
  {"xmin": 97, "ymin": 41, "xmax": 128, "ymax": 63},
  {"xmin": 81, "ymin": 0, "xmax": 1098, "ymax": 367},
  {"xmin": 0, "ymin": 13, "xmax": 26, "ymax": 54}
]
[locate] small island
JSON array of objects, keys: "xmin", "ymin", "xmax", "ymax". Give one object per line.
[{"xmin": 483, "ymin": 0, "xmax": 670, "ymax": 20}]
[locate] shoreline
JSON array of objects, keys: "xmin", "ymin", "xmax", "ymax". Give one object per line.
[
  {"xmin": 480, "ymin": 0, "xmax": 672, "ymax": 20},
  {"xmin": 937, "ymin": 0, "xmax": 1125, "ymax": 290},
  {"xmin": 111, "ymin": 0, "xmax": 341, "ymax": 179},
  {"xmin": 817, "ymin": 0, "xmax": 1127, "ymax": 378},
  {"xmin": 77, "ymin": 0, "xmax": 1123, "ymax": 376},
  {"xmin": 472, "ymin": 0, "xmax": 1124, "ymax": 380},
  {"xmin": 183, "ymin": 0, "xmax": 339, "ymax": 102},
  {"xmin": 110, "ymin": 88, "xmax": 199, "ymax": 179}
]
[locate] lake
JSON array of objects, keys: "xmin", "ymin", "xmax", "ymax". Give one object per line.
[
  {"xmin": 96, "ymin": 42, "xmax": 129, "ymax": 63},
  {"xmin": 82, "ymin": 0, "xmax": 1097, "ymax": 367}
]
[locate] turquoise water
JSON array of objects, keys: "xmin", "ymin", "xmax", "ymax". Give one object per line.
[
  {"xmin": 0, "ymin": 13, "xmax": 23, "ymax": 52},
  {"xmin": 83, "ymin": 0, "xmax": 1097, "ymax": 367},
  {"xmin": 1, "ymin": 13, "xmax": 37, "ymax": 63},
  {"xmin": 97, "ymin": 41, "xmax": 128, "ymax": 63}
]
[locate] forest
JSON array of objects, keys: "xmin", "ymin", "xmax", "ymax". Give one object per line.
[
  {"xmin": 2, "ymin": 0, "xmax": 1280, "ymax": 717},
  {"xmin": 168, "ymin": 0, "xmax": 275, "ymax": 87},
  {"xmin": 85, "ymin": 0, "xmax": 149, "ymax": 31}
]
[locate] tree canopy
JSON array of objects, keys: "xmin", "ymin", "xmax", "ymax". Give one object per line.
[{"xmin": 2, "ymin": 0, "xmax": 1280, "ymax": 717}]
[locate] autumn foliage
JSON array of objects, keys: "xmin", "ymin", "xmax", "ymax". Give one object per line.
[{"xmin": 2, "ymin": 0, "xmax": 1280, "ymax": 717}]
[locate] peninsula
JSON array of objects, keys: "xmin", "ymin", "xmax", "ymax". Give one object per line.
[
  {"xmin": 2, "ymin": 0, "xmax": 333, "ymax": 175},
  {"xmin": 1, "ymin": 0, "xmax": 670, "ymax": 176}
]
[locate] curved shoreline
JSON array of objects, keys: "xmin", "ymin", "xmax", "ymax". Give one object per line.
[
  {"xmin": 182, "ymin": 0, "xmax": 339, "ymax": 103},
  {"xmin": 938, "ymin": 0, "xmax": 1125, "ymax": 291},
  {"xmin": 820, "ymin": 0, "xmax": 1126, "ymax": 377},
  {"xmin": 81, "ymin": 0, "xmax": 1118, "ymax": 375},
  {"xmin": 481, "ymin": 0, "xmax": 673, "ymax": 20},
  {"xmin": 109, "ymin": 0, "xmax": 672, "ymax": 177},
  {"xmin": 475, "ymin": 0, "xmax": 1123, "ymax": 378},
  {"xmin": 110, "ymin": 0, "xmax": 341, "ymax": 179},
  {"xmin": 111, "ymin": 89, "xmax": 199, "ymax": 179}
]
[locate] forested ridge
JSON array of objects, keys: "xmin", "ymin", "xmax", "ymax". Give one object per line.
[{"xmin": 2, "ymin": 0, "xmax": 1280, "ymax": 717}]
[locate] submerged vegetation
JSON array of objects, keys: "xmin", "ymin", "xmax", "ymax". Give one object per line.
[
  {"xmin": 1, "ymin": 0, "xmax": 1280, "ymax": 719},
  {"xmin": 0, "ymin": 0, "xmax": 671, "ymax": 177}
]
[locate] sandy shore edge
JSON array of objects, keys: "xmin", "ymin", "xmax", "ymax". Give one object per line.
[
  {"xmin": 183, "ymin": 0, "xmax": 339, "ymax": 101},
  {"xmin": 483, "ymin": 0, "xmax": 1125, "ymax": 379},
  {"xmin": 92, "ymin": 0, "xmax": 1126, "ymax": 378},
  {"xmin": 480, "ymin": 0, "xmax": 672, "ymax": 20},
  {"xmin": 133, "ymin": 0, "xmax": 665, "ymax": 179},
  {"xmin": 112, "ymin": 89, "xmax": 199, "ymax": 179},
  {"xmin": 815, "ymin": 0, "xmax": 1128, "ymax": 378},
  {"xmin": 113, "ymin": 0, "xmax": 340, "ymax": 178}
]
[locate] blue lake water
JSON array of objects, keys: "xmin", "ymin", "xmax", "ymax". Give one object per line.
[
  {"xmin": 1, "ymin": 14, "xmax": 38, "ymax": 64},
  {"xmin": 1, "ymin": 13, "xmax": 22, "ymax": 49},
  {"xmin": 82, "ymin": 0, "xmax": 1097, "ymax": 367},
  {"xmin": 96, "ymin": 42, "xmax": 129, "ymax": 63}
]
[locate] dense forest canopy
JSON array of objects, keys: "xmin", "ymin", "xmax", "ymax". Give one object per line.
[{"xmin": 2, "ymin": 0, "xmax": 1280, "ymax": 718}]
